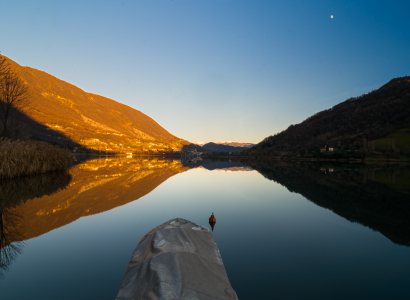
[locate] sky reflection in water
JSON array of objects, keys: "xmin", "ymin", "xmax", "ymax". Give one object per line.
[{"xmin": 1, "ymin": 157, "xmax": 410, "ymax": 300}]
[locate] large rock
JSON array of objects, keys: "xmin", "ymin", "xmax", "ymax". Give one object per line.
[{"xmin": 116, "ymin": 218, "xmax": 238, "ymax": 300}]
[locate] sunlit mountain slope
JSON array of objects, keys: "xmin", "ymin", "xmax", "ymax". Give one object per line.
[{"xmin": 2, "ymin": 56, "xmax": 188, "ymax": 152}]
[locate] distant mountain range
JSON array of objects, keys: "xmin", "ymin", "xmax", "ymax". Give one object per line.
[
  {"xmin": 201, "ymin": 142, "xmax": 251, "ymax": 152},
  {"xmin": 2, "ymin": 55, "xmax": 187, "ymax": 153},
  {"xmin": 195, "ymin": 141, "xmax": 254, "ymax": 152},
  {"xmin": 245, "ymin": 76, "xmax": 410, "ymax": 157},
  {"xmin": 215, "ymin": 142, "xmax": 254, "ymax": 148},
  {"xmin": 197, "ymin": 142, "xmax": 254, "ymax": 148}
]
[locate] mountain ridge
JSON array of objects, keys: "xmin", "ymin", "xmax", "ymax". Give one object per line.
[
  {"xmin": 202, "ymin": 142, "xmax": 248, "ymax": 152},
  {"xmin": 245, "ymin": 76, "xmax": 410, "ymax": 157},
  {"xmin": 216, "ymin": 142, "xmax": 254, "ymax": 148},
  {"xmin": 2, "ymin": 55, "xmax": 188, "ymax": 152},
  {"xmin": 196, "ymin": 142, "xmax": 254, "ymax": 148}
]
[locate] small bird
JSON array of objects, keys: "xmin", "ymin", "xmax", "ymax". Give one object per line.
[
  {"xmin": 209, "ymin": 212, "xmax": 216, "ymax": 231},
  {"xmin": 209, "ymin": 212, "xmax": 216, "ymax": 223}
]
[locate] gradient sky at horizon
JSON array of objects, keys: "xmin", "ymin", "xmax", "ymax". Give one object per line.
[{"xmin": 1, "ymin": 0, "xmax": 409, "ymax": 143}]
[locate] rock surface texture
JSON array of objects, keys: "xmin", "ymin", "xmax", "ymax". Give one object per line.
[{"xmin": 115, "ymin": 218, "xmax": 238, "ymax": 300}]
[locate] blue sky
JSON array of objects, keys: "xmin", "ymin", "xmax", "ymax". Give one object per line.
[{"xmin": 1, "ymin": 0, "xmax": 409, "ymax": 143}]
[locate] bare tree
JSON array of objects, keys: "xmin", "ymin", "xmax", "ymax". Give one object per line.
[
  {"xmin": 0, "ymin": 56, "xmax": 9, "ymax": 75},
  {"xmin": 0, "ymin": 56, "xmax": 30, "ymax": 139}
]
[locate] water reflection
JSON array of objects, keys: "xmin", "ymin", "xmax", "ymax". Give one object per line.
[
  {"xmin": 9, "ymin": 157, "xmax": 406, "ymax": 247},
  {"xmin": 182, "ymin": 159, "xmax": 253, "ymax": 172},
  {"xmin": 0, "ymin": 171, "xmax": 71, "ymax": 280},
  {"xmin": 4, "ymin": 157, "xmax": 187, "ymax": 246},
  {"xmin": 244, "ymin": 160, "xmax": 410, "ymax": 246},
  {"xmin": 2, "ymin": 158, "xmax": 410, "ymax": 299},
  {"xmin": 2, "ymin": 157, "xmax": 253, "ymax": 251},
  {"xmin": 0, "ymin": 208, "xmax": 24, "ymax": 281}
]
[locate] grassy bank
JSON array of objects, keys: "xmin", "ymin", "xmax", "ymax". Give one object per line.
[
  {"xmin": 0, "ymin": 139, "xmax": 72, "ymax": 179},
  {"xmin": 373, "ymin": 128, "xmax": 410, "ymax": 155}
]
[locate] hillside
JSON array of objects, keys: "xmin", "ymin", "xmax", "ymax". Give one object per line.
[
  {"xmin": 1, "ymin": 55, "xmax": 188, "ymax": 153},
  {"xmin": 246, "ymin": 76, "xmax": 410, "ymax": 157}
]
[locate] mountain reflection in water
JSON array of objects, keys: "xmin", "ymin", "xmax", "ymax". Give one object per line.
[
  {"xmin": 2, "ymin": 157, "xmax": 189, "ymax": 247},
  {"xmin": 0, "ymin": 157, "xmax": 253, "ymax": 284},
  {"xmin": 182, "ymin": 159, "xmax": 253, "ymax": 172},
  {"xmin": 1, "ymin": 157, "xmax": 254, "ymax": 249},
  {"xmin": 243, "ymin": 160, "xmax": 410, "ymax": 246},
  {"xmin": 1, "ymin": 171, "xmax": 72, "ymax": 279},
  {"xmin": 1, "ymin": 157, "xmax": 410, "ymax": 299},
  {"xmin": 3, "ymin": 158, "xmax": 410, "ymax": 249}
]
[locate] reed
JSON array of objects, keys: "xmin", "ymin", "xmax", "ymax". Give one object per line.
[{"xmin": 0, "ymin": 139, "xmax": 72, "ymax": 179}]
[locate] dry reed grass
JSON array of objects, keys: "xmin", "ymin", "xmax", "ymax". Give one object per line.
[{"xmin": 0, "ymin": 139, "xmax": 72, "ymax": 179}]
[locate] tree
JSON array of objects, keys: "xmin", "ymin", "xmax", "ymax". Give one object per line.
[
  {"xmin": 0, "ymin": 56, "xmax": 30, "ymax": 139},
  {"xmin": 0, "ymin": 56, "xmax": 9, "ymax": 75}
]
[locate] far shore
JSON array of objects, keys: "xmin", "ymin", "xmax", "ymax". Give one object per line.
[
  {"xmin": 70, "ymin": 152, "xmax": 182, "ymax": 158},
  {"xmin": 200, "ymin": 154, "xmax": 410, "ymax": 164},
  {"xmin": 69, "ymin": 150, "xmax": 409, "ymax": 165}
]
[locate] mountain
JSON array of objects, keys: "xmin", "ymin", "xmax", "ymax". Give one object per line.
[
  {"xmin": 202, "ymin": 142, "xmax": 247, "ymax": 152},
  {"xmin": 182, "ymin": 143, "xmax": 211, "ymax": 153},
  {"xmin": 216, "ymin": 142, "xmax": 254, "ymax": 148},
  {"xmin": 1, "ymin": 55, "xmax": 188, "ymax": 152},
  {"xmin": 196, "ymin": 142, "xmax": 254, "ymax": 148},
  {"xmin": 245, "ymin": 76, "xmax": 410, "ymax": 157}
]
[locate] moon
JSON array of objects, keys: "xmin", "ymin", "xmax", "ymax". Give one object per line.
[{"xmin": 330, "ymin": 15, "xmax": 334, "ymax": 19}]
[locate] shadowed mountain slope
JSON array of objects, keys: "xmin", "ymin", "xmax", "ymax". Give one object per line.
[
  {"xmin": 246, "ymin": 76, "xmax": 410, "ymax": 156},
  {"xmin": 2, "ymin": 56, "xmax": 187, "ymax": 152}
]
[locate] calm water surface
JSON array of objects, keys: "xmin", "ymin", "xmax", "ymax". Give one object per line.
[{"xmin": 1, "ymin": 157, "xmax": 409, "ymax": 299}]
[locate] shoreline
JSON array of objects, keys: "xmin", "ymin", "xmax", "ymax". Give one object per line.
[{"xmin": 200, "ymin": 154, "xmax": 410, "ymax": 164}]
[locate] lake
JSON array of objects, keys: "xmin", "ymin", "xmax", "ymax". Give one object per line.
[{"xmin": 1, "ymin": 157, "xmax": 410, "ymax": 299}]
